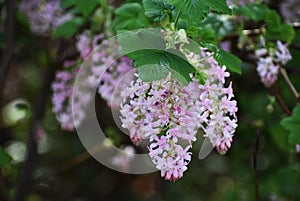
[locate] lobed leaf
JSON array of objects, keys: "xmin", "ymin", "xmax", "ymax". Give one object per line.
[
  {"xmin": 112, "ymin": 3, "xmax": 149, "ymax": 31},
  {"xmin": 143, "ymin": 0, "xmax": 173, "ymax": 22}
]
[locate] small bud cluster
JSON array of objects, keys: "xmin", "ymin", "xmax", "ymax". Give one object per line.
[{"xmin": 255, "ymin": 41, "xmax": 292, "ymax": 88}]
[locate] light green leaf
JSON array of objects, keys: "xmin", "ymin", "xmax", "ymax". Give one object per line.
[
  {"xmin": 168, "ymin": 0, "xmax": 209, "ymax": 22},
  {"xmin": 203, "ymin": 0, "xmax": 232, "ymax": 15},
  {"xmin": 137, "ymin": 64, "xmax": 170, "ymax": 81},
  {"xmin": 112, "ymin": 3, "xmax": 149, "ymax": 31},
  {"xmin": 281, "ymin": 105, "xmax": 300, "ymax": 145},
  {"xmin": 128, "ymin": 49, "xmax": 195, "ymax": 85},
  {"xmin": 0, "ymin": 147, "xmax": 12, "ymax": 165},
  {"xmin": 117, "ymin": 29, "xmax": 166, "ymax": 55},
  {"xmin": 143, "ymin": 0, "xmax": 173, "ymax": 22}
]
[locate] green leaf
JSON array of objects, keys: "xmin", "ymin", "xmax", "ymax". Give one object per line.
[
  {"xmin": 233, "ymin": 3, "xmax": 269, "ymax": 21},
  {"xmin": 75, "ymin": 0, "xmax": 99, "ymax": 17},
  {"xmin": 137, "ymin": 64, "xmax": 170, "ymax": 81},
  {"xmin": 203, "ymin": 0, "xmax": 232, "ymax": 15},
  {"xmin": 168, "ymin": 0, "xmax": 209, "ymax": 22},
  {"xmin": 143, "ymin": 0, "xmax": 173, "ymax": 22},
  {"xmin": 112, "ymin": 3, "xmax": 149, "ymax": 31},
  {"xmin": 118, "ymin": 29, "xmax": 196, "ymax": 84},
  {"xmin": 281, "ymin": 105, "xmax": 300, "ymax": 145},
  {"xmin": 129, "ymin": 49, "xmax": 195, "ymax": 85},
  {"xmin": 0, "ymin": 147, "xmax": 12, "ymax": 165},
  {"xmin": 52, "ymin": 17, "xmax": 84, "ymax": 38},
  {"xmin": 60, "ymin": 0, "xmax": 77, "ymax": 8},
  {"xmin": 203, "ymin": 43, "xmax": 241, "ymax": 74},
  {"xmin": 266, "ymin": 24, "xmax": 295, "ymax": 43},
  {"xmin": 117, "ymin": 29, "xmax": 166, "ymax": 54},
  {"xmin": 214, "ymin": 49, "xmax": 242, "ymax": 74}
]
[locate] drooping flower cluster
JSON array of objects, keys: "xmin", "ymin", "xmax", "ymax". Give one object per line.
[
  {"xmin": 52, "ymin": 30, "xmax": 133, "ymax": 130},
  {"xmin": 186, "ymin": 53, "xmax": 238, "ymax": 154},
  {"xmin": 255, "ymin": 41, "xmax": 292, "ymax": 88},
  {"xmin": 19, "ymin": 0, "xmax": 72, "ymax": 36},
  {"xmin": 120, "ymin": 46, "xmax": 238, "ymax": 180},
  {"xmin": 120, "ymin": 73, "xmax": 199, "ymax": 181}
]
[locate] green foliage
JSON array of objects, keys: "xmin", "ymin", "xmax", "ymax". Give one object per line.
[
  {"xmin": 233, "ymin": 3, "xmax": 268, "ymax": 21},
  {"xmin": 143, "ymin": 0, "xmax": 174, "ymax": 22},
  {"xmin": 52, "ymin": 17, "xmax": 84, "ymax": 38},
  {"xmin": 200, "ymin": 14, "xmax": 237, "ymax": 39},
  {"xmin": 118, "ymin": 29, "xmax": 196, "ymax": 84},
  {"xmin": 61, "ymin": 0, "xmax": 99, "ymax": 17},
  {"xmin": 234, "ymin": 3, "xmax": 295, "ymax": 43},
  {"xmin": 0, "ymin": 147, "xmax": 12, "ymax": 165},
  {"xmin": 281, "ymin": 104, "xmax": 300, "ymax": 145},
  {"xmin": 75, "ymin": 0, "xmax": 99, "ymax": 17},
  {"xmin": 168, "ymin": 0, "xmax": 231, "ymax": 22},
  {"xmin": 112, "ymin": 3, "xmax": 149, "ymax": 31},
  {"xmin": 168, "ymin": 0, "xmax": 209, "ymax": 22},
  {"xmin": 204, "ymin": 0, "xmax": 232, "ymax": 15}
]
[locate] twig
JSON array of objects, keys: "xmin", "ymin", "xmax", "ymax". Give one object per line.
[
  {"xmin": 279, "ymin": 67, "xmax": 300, "ymax": 103},
  {"xmin": 272, "ymin": 83, "xmax": 292, "ymax": 116},
  {"xmin": 0, "ymin": 0, "xmax": 15, "ymax": 102},
  {"xmin": 13, "ymin": 41, "xmax": 66, "ymax": 201},
  {"xmin": 253, "ymin": 128, "xmax": 261, "ymax": 201},
  {"xmin": 0, "ymin": 169, "xmax": 9, "ymax": 201}
]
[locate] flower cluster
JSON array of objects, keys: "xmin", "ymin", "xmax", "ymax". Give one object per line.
[
  {"xmin": 19, "ymin": 0, "xmax": 72, "ymax": 36},
  {"xmin": 52, "ymin": 30, "xmax": 133, "ymax": 131},
  {"xmin": 120, "ymin": 47, "xmax": 238, "ymax": 180},
  {"xmin": 120, "ymin": 73, "xmax": 199, "ymax": 181},
  {"xmin": 255, "ymin": 41, "xmax": 292, "ymax": 88},
  {"xmin": 187, "ymin": 51, "xmax": 238, "ymax": 155},
  {"xmin": 51, "ymin": 60, "xmax": 89, "ymax": 131}
]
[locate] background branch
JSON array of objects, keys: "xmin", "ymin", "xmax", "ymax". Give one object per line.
[
  {"xmin": 13, "ymin": 41, "xmax": 66, "ymax": 201},
  {"xmin": 272, "ymin": 83, "xmax": 292, "ymax": 116},
  {"xmin": 0, "ymin": 0, "xmax": 15, "ymax": 102},
  {"xmin": 253, "ymin": 128, "xmax": 261, "ymax": 201},
  {"xmin": 280, "ymin": 68, "xmax": 300, "ymax": 103}
]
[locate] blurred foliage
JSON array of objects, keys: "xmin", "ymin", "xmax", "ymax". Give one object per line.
[{"xmin": 0, "ymin": 0, "xmax": 300, "ymax": 201}]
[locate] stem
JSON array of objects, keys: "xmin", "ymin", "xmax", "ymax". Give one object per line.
[
  {"xmin": 0, "ymin": 0, "xmax": 15, "ymax": 102},
  {"xmin": 280, "ymin": 67, "xmax": 300, "ymax": 103},
  {"xmin": 173, "ymin": 9, "xmax": 181, "ymax": 30},
  {"xmin": 272, "ymin": 83, "xmax": 292, "ymax": 116},
  {"xmin": 253, "ymin": 128, "xmax": 261, "ymax": 201}
]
